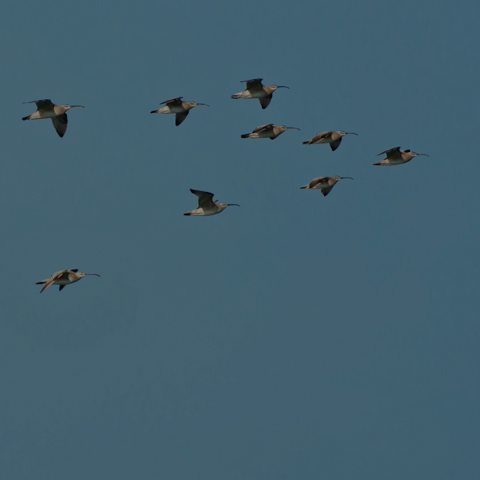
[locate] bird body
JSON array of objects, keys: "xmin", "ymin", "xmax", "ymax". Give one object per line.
[
  {"xmin": 231, "ymin": 78, "xmax": 289, "ymax": 109},
  {"xmin": 373, "ymin": 146, "xmax": 429, "ymax": 166},
  {"xmin": 302, "ymin": 131, "xmax": 357, "ymax": 151},
  {"xmin": 150, "ymin": 97, "xmax": 209, "ymax": 126},
  {"xmin": 241, "ymin": 124, "xmax": 299, "ymax": 140},
  {"xmin": 36, "ymin": 269, "xmax": 100, "ymax": 293},
  {"xmin": 184, "ymin": 189, "xmax": 239, "ymax": 216},
  {"xmin": 22, "ymin": 99, "xmax": 84, "ymax": 137},
  {"xmin": 300, "ymin": 176, "xmax": 353, "ymax": 196}
]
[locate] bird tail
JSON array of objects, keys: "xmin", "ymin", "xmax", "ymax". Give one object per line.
[
  {"xmin": 22, "ymin": 115, "xmax": 31, "ymax": 121},
  {"xmin": 183, "ymin": 212, "xmax": 191, "ymax": 216},
  {"xmin": 302, "ymin": 140, "xmax": 311, "ymax": 144},
  {"xmin": 150, "ymin": 109, "xmax": 159, "ymax": 114},
  {"xmin": 240, "ymin": 134, "xmax": 250, "ymax": 138},
  {"xmin": 300, "ymin": 186, "xmax": 308, "ymax": 189},
  {"xmin": 231, "ymin": 95, "xmax": 240, "ymax": 99}
]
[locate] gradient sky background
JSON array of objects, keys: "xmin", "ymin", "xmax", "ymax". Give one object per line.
[{"xmin": 1, "ymin": 1, "xmax": 479, "ymax": 479}]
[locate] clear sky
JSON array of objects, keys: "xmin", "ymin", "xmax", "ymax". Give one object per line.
[{"xmin": 1, "ymin": 1, "xmax": 479, "ymax": 479}]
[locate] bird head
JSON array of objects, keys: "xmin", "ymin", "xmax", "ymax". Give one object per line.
[{"xmin": 62, "ymin": 104, "xmax": 85, "ymax": 112}]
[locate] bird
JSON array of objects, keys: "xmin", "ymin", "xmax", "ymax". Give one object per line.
[
  {"xmin": 300, "ymin": 176, "xmax": 353, "ymax": 197},
  {"xmin": 150, "ymin": 97, "xmax": 209, "ymax": 126},
  {"xmin": 36, "ymin": 269, "xmax": 100, "ymax": 293},
  {"xmin": 231, "ymin": 78, "xmax": 289, "ymax": 109},
  {"xmin": 241, "ymin": 124, "xmax": 300, "ymax": 140},
  {"xmin": 184, "ymin": 189, "xmax": 239, "ymax": 216},
  {"xmin": 302, "ymin": 131, "xmax": 358, "ymax": 151},
  {"xmin": 373, "ymin": 146, "xmax": 429, "ymax": 166},
  {"xmin": 22, "ymin": 99, "xmax": 85, "ymax": 138}
]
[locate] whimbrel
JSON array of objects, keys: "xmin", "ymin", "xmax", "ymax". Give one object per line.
[
  {"xmin": 184, "ymin": 189, "xmax": 239, "ymax": 216},
  {"xmin": 36, "ymin": 269, "xmax": 100, "ymax": 293},
  {"xmin": 241, "ymin": 124, "xmax": 300, "ymax": 140},
  {"xmin": 231, "ymin": 78, "xmax": 289, "ymax": 109},
  {"xmin": 373, "ymin": 146, "xmax": 429, "ymax": 166},
  {"xmin": 300, "ymin": 176, "xmax": 353, "ymax": 197},
  {"xmin": 302, "ymin": 131, "xmax": 358, "ymax": 151},
  {"xmin": 22, "ymin": 99, "xmax": 85, "ymax": 138},
  {"xmin": 150, "ymin": 97, "xmax": 209, "ymax": 126}
]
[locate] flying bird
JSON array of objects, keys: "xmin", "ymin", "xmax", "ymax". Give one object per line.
[
  {"xmin": 373, "ymin": 146, "xmax": 429, "ymax": 166},
  {"xmin": 184, "ymin": 189, "xmax": 239, "ymax": 216},
  {"xmin": 36, "ymin": 269, "xmax": 100, "ymax": 293},
  {"xmin": 302, "ymin": 131, "xmax": 358, "ymax": 151},
  {"xmin": 300, "ymin": 176, "xmax": 353, "ymax": 197},
  {"xmin": 150, "ymin": 97, "xmax": 209, "ymax": 126},
  {"xmin": 241, "ymin": 124, "xmax": 300, "ymax": 140},
  {"xmin": 22, "ymin": 99, "xmax": 85, "ymax": 137},
  {"xmin": 231, "ymin": 78, "xmax": 289, "ymax": 109}
]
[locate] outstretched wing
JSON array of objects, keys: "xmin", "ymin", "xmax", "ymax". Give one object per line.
[
  {"xmin": 175, "ymin": 111, "xmax": 189, "ymax": 126},
  {"xmin": 241, "ymin": 78, "xmax": 263, "ymax": 90},
  {"xmin": 303, "ymin": 131, "xmax": 331, "ymax": 144},
  {"xmin": 330, "ymin": 138, "xmax": 342, "ymax": 151},
  {"xmin": 161, "ymin": 97, "xmax": 183, "ymax": 105},
  {"xmin": 259, "ymin": 95, "xmax": 272, "ymax": 109},
  {"xmin": 377, "ymin": 146, "xmax": 401, "ymax": 159},
  {"xmin": 309, "ymin": 177, "xmax": 328, "ymax": 189},
  {"xmin": 37, "ymin": 269, "xmax": 68, "ymax": 293},
  {"xmin": 23, "ymin": 99, "xmax": 54, "ymax": 110},
  {"xmin": 51, "ymin": 114, "xmax": 68, "ymax": 137},
  {"xmin": 190, "ymin": 189, "xmax": 215, "ymax": 207},
  {"xmin": 321, "ymin": 187, "xmax": 333, "ymax": 197},
  {"xmin": 252, "ymin": 124, "xmax": 273, "ymax": 134}
]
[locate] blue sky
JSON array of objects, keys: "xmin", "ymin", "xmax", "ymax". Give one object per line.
[{"xmin": 1, "ymin": 1, "xmax": 479, "ymax": 479}]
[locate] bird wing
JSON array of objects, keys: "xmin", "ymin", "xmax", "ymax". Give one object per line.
[
  {"xmin": 39, "ymin": 278, "xmax": 55, "ymax": 293},
  {"xmin": 175, "ymin": 111, "xmax": 189, "ymax": 126},
  {"xmin": 330, "ymin": 138, "xmax": 342, "ymax": 151},
  {"xmin": 252, "ymin": 124, "xmax": 273, "ymax": 134},
  {"xmin": 321, "ymin": 186, "xmax": 333, "ymax": 197},
  {"xmin": 51, "ymin": 114, "xmax": 68, "ymax": 137},
  {"xmin": 303, "ymin": 131, "xmax": 331, "ymax": 144},
  {"xmin": 259, "ymin": 95, "xmax": 272, "ymax": 109},
  {"xmin": 309, "ymin": 177, "xmax": 328, "ymax": 188},
  {"xmin": 241, "ymin": 78, "xmax": 263, "ymax": 90},
  {"xmin": 23, "ymin": 99, "xmax": 55, "ymax": 110},
  {"xmin": 38, "ymin": 269, "xmax": 68, "ymax": 293},
  {"xmin": 161, "ymin": 97, "xmax": 183, "ymax": 105},
  {"xmin": 56, "ymin": 270, "xmax": 71, "ymax": 280},
  {"xmin": 190, "ymin": 189, "xmax": 215, "ymax": 207},
  {"xmin": 377, "ymin": 146, "xmax": 401, "ymax": 159}
]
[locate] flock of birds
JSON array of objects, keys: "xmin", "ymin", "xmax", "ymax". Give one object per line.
[{"xmin": 23, "ymin": 78, "xmax": 429, "ymax": 293}]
